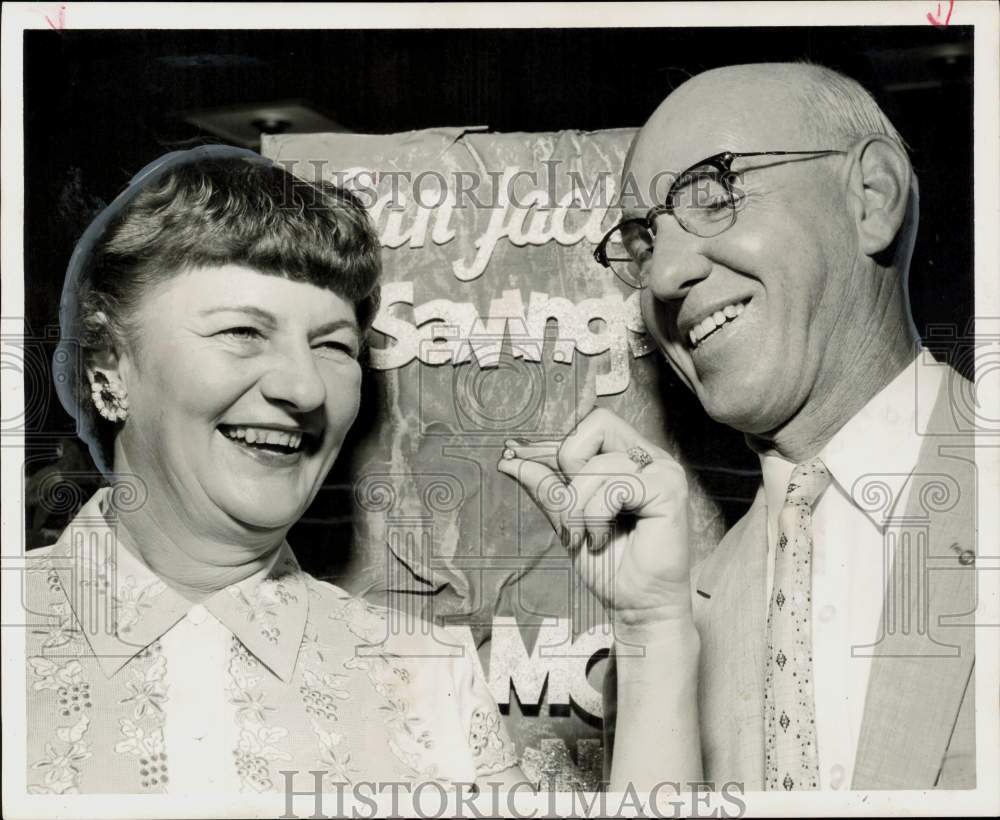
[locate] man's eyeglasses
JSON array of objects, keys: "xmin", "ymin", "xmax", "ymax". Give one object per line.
[{"xmin": 594, "ymin": 150, "xmax": 846, "ymax": 289}]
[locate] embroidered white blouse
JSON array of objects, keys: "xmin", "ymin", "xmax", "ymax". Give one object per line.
[{"xmin": 24, "ymin": 489, "xmax": 518, "ymax": 794}]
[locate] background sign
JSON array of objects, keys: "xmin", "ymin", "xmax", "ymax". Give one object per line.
[{"xmin": 264, "ymin": 129, "xmax": 730, "ymax": 787}]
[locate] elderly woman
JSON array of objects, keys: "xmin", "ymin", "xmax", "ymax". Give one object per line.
[{"xmin": 26, "ymin": 146, "xmax": 521, "ymax": 795}]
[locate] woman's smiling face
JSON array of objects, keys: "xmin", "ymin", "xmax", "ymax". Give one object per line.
[{"xmin": 113, "ymin": 264, "xmax": 363, "ymax": 534}]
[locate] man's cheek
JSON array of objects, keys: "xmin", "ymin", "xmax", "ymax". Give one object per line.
[{"xmin": 639, "ymin": 290, "xmax": 678, "ymax": 348}]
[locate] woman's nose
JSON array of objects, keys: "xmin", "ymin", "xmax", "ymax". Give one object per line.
[{"xmin": 258, "ymin": 348, "xmax": 327, "ymax": 412}]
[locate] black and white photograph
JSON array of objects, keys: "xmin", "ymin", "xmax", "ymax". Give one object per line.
[{"xmin": 2, "ymin": 3, "xmax": 998, "ymax": 818}]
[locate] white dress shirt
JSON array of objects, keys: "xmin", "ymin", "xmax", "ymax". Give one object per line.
[{"xmin": 758, "ymin": 353, "xmax": 944, "ymax": 789}]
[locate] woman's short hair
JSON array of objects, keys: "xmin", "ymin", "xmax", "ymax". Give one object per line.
[{"xmin": 57, "ymin": 147, "xmax": 382, "ymax": 473}]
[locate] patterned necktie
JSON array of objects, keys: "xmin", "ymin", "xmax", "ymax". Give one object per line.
[{"xmin": 764, "ymin": 458, "xmax": 832, "ymax": 791}]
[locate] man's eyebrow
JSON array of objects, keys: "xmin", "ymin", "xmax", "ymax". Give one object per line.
[{"xmin": 199, "ymin": 305, "xmax": 277, "ymax": 328}]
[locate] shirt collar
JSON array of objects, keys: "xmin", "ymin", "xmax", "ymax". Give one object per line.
[
  {"xmin": 50, "ymin": 489, "xmax": 309, "ymax": 682},
  {"xmin": 755, "ymin": 351, "xmax": 944, "ymax": 532}
]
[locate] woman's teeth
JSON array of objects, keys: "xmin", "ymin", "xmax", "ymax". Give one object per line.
[
  {"xmin": 689, "ymin": 301, "xmax": 747, "ymax": 348},
  {"xmin": 220, "ymin": 425, "xmax": 304, "ymax": 452}
]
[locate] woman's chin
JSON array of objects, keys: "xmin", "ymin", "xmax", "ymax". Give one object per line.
[{"xmin": 219, "ymin": 496, "xmax": 304, "ymax": 532}]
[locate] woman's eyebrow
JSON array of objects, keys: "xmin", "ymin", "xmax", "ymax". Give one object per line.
[
  {"xmin": 311, "ymin": 318, "xmax": 360, "ymax": 339},
  {"xmin": 199, "ymin": 305, "xmax": 277, "ymax": 329},
  {"xmin": 199, "ymin": 306, "xmax": 358, "ymax": 338}
]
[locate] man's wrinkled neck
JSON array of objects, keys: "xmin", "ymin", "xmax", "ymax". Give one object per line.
[{"xmin": 749, "ymin": 274, "xmax": 919, "ymax": 464}]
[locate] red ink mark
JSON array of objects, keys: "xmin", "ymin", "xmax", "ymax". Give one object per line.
[
  {"xmin": 43, "ymin": 5, "xmax": 67, "ymax": 31},
  {"xmin": 927, "ymin": 0, "xmax": 954, "ymax": 27}
]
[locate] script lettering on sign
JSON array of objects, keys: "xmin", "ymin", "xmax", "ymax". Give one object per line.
[
  {"xmin": 329, "ymin": 163, "xmax": 655, "ymax": 396},
  {"xmin": 371, "ymin": 284, "xmax": 652, "ymax": 396}
]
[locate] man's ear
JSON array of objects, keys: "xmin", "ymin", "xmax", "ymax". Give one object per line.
[{"xmin": 848, "ymin": 135, "xmax": 912, "ymax": 258}]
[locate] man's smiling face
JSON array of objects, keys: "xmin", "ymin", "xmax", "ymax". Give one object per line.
[{"xmin": 628, "ymin": 67, "xmax": 861, "ymax": 436}]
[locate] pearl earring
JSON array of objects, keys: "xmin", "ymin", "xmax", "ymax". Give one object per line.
[{"xmin": 90, "ymin": 371, "xmax": 128, "ymax": 423}]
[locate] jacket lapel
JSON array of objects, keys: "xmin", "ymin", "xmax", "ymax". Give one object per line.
[
  {"xmin": 694, "ymin": 488, "xmax": 768, "ymax": 789},
  {"xmin": 852, "ymin": 376, "xmax": 977, "ymax": 789}
]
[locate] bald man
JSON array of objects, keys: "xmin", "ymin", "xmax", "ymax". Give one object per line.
[{"xmin": 501, "ymin": 63, "xmax": 976, "ymax": 792}]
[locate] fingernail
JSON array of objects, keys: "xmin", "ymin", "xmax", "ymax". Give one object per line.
[
  {"xmin": 505, "ymin": 438, "xmax": 525, "ymax": 448},
  {"xmin": 589, "ymin": 533, "xmax": 608, "ymax": 553}
]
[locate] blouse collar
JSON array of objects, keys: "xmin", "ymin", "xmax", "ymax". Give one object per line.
[{"xmin": 48, "ymin": 488, "xmax": 309, "ymax": 683}]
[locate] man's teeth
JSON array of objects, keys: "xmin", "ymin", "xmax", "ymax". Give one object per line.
[
  {"xmin": 221, "ymin": 426, "xmax": 304, "ymax": 450},
  {"xmin": 688, "ymin": 301, "xmax": 747, "ymax": 348}
]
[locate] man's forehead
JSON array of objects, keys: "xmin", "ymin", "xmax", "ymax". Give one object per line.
[{"xmin": 625, "ymin": 68, "xmax": 813, "ymax": 180}]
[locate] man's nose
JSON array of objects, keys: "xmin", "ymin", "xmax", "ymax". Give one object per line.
[
  {"xmin": 258, "ymin": 346, "xmax": 327, "ymax": 413},
  {"xmin": 645, "ymin": 223, "xmax": 712, "ymax": 303}
]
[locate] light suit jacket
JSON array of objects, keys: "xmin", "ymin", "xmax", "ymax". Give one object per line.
[{"xmin": 605, "ymin": 370, "xmax": 978, "ymax": 790}]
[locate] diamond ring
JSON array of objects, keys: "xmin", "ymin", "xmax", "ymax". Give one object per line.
[{"xmin": 626, "ymin": 446, "xmax": 653, "ymax": 470}]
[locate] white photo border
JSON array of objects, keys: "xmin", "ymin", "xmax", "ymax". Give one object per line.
[{"xmin": 2, "ymin": 3, "xmax": 997, "ymax": 818}]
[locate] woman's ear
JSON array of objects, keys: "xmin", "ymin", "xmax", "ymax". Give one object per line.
[
  {"xmin": 83, "ymin": 311, "xmax": 125, "ymax": 385},
  {"xmin": 847, "ymin": 135, "xmax": 912, "ymax": 258},
  {"xmin": 83, "ymin": 311, "xmax": 131, "ymax": 422}
]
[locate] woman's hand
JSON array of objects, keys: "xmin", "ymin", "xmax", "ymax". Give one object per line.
[{"xmin": 497, "ymin": 408, "xmax": 693, "ymax": 631}]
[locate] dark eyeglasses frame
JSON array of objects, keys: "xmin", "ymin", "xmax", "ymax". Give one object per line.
[{"xmin": 594, "ymin": 149, "xmax": 847, "ymax": 287}]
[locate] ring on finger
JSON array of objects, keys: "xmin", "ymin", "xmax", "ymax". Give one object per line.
[{"xmin": 626, "ymin": 445, "xmax": 653, "ymax": 470}]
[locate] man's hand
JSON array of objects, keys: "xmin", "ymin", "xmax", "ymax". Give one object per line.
[{"xmin": 497, "ymin": 408, "xmax": 693, "ymax": 629}]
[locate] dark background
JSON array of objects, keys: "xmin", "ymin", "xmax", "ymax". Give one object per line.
[{"xmin": 22, "ymin": 26, "xmax": 975, "ymax": 551}]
